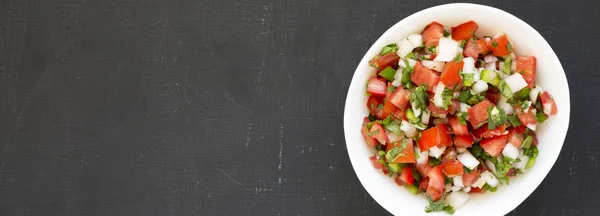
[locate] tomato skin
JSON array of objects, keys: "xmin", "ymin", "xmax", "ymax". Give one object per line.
[
  {"xmin": 448, "ymin": 99, "xmax": 460, "ymax": 115},
  {"xmin": 388, "ymin": 86, "xmax": 411, "ymax": 110},
  {"xmin": 476, "ymin": 38, "xmax": 491, "ymax": 54},
  {"xmin": 471, "ymin": 123, "xmax": 508, "ymax": 139},
  {"xmin": 463, "ymin": 39, "xmax": 479, "ymax": 59},
  {"xmin": 454, "ymin": 135, "xmax": 475, "ymax": 148},
  {"xmin": 426, "ymin": 166, "xmax": 445, "ymax": 201},
  {"xmin": 480, "ymin": 134, "xmax": 510, "ymax": 157},
  {"xmin": 428, "ymin": 101, "xmax": 449, "ymax": 116},
  {"xmin": 442, "ymin": 159, "xmax": 464, "ymax": 177},
  {"xmin": 451, "ymin": 21, "xmax": 478, "ymax": 41},
  {"xmin": 418, "ymin": 124, "xmax": 451, "ymax": 150},
  {"xmin": 467, "ymin": 99, "xmax": 495, "ymax": 128},
  {"xmin": 490, "ymin": 34, "xmax": 512, "ymax": 57},
  {"xmin": 516, "ymin": 56, "xmax": 537, "ymax": 88},
  {"xmin": 486, "ymin": 88, "xmax": 501, "ymax": 104},
  {"xmin": 392, "ymin": 109, "xmax": 408, "ymax": 121},
  {"xmin": 369, "ymin": 122, "xmax": 388, "ymax": 144},
  {"xmin": 419, "ymin": 177, "xmax": 430, "ymax": 191},
  {"xmin": 421, "ymin": 22, "xmax": 445, "ymax": 48},
  {"xmin": 462, "ymin": 166, "xmax": 480, "ymax": 187},
  {"xmin": 469, "ymin": 187, "xmax": 483, "ymax": 193},
  {"xmin": 411, "ymin": 62, "xmax": 440, "ymax": 93},
  {"xmin": 515, "ymin": 106, "xmax": 537, "ymax": 128},
  {"xmin": 440, "ymin": 61, "xmax": 464, "ymax": 88},
  {"xmin": 540, "ymin": 91, "xmax": 558, "ymax": 115},
  {"xmin": 387, "ymin": 139, "xmax": 416, "ymax": 163},
  {"xmin": 508, "ymin": 128, "xmax": 524, "ymax": 148},
  {"xmin": 367, "ymin": 77, "xmax": 387, "ymax": 97},
  {"xmin": 449, "ymin": 116, "xmax": 469, "ymax": 135},
  {"xmin": 370, "ymin": 155, "xmax": 384, "ymax": 169},
  {"xmin": 381, "ymin": 100, "xmax": 397, "ymax": 119},
  {"xmin": 367, "ymin": 96, "xmax": 383, "ymax": 119},
  {"xmin": 397, "ymin": 166, "xmax": 415, "ymax": 185},
  {"xmin": 370, "ymin": 53, "xmax": 400, "ymax": 70},
  {"xmin": 437, "ymin": 124, "xmax": 453, "ymax": 148}
]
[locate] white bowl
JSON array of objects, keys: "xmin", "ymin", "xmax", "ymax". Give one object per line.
[{"xmin": 343, "ymin": 3, "xmax": 570, "ymax": 216}]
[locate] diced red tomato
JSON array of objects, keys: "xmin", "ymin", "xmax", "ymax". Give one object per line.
[
  {"xmin": 361, "ymin": 126, "xmax": 378, "ymax": 147},
  {"xmin": 381, "ymin": 100, "xmax": 397, "ymax": 119},
  {"xmin": 393, "ymin": 109, "xmax": 408, "ymax": 121},
  {"xmin": 490, "ymin": 34, "xmax": 512, "ymax": 57},
  {"xmin": 440, "ymin": 61, "xmax": 464, "ymax": 88},
  {"xmin": 387, "ymin": 139, "xmax": 416, "ymax": 163},
  {"xmin": 469, "ymin": 187, "xmax": 483, "ymax": 193},
  {"xmin": 426, "ymin": 166, "xmax": 445, "ymax": 201},
  {"xmin": 451, "ymin": 21, "xmax": 478, "ymax": 41},
  {"xmin": 476, "ymin": 38, "xmax": 491, "ymax": 54},
  {"xmin": 396, "ymin": 166, "xmax": 415, "ymax": 185},
  {"xmin": 480, "ymin": 134, "xmax": 510, "ymax": 157},
  {"xmin": 428, "ymin": 101, "xmax": 449, "ymax": 116},
  {"xmin": 419, "ymin": 178, "xmax": 429, "ymax": 191},
  {"xmin": 471, "ymin": 123, "xmax": 508, "ymax": 139},
  {"xmin": 367, "ymin": 77, "xmax": 387, "ymax": 97},
  {"xmin": 508, "ymin": 128, "xmax": 524, "ymax": 148},
  {"xmin": 367, "ymin": 96, "xmax": 383, "ymax": 119},
  {"xmin": 507, "ymin": 168, "xmax": 517, "ymax": 177},
  {"xmin": 411, "ymin": 62, "xmax": 440, "ymax": 92},
  {"xmin": 442, "ymin": 159, "xmax": 464, "ymax": 177},
  {"xmin": 369, "ymin": 123, "xmax": 388, "ymax": 144},
  {"xmin": 449, "ymin": 116, "xmax": 469, "ymax": 135},
  {"xmin": 454, "ymin": 135, "xmax": 475, "ymax": 148},
  {"xmin": 369, "ymin": 155, "xmax": 384, "ymax": 169},
  {"xmin": 516, "ymin": 56, "xmax": 536, "ymax": 88},
  {"xmin": 515, "ymin": 106, "xmax": 537, "ymax": 128},
  {"xmin": 416, "ymin": 162, "xmax": 432, "ymax": 177},
  {"xmin": 448, "ymin": 99, "xmax": 460, "ymax": 115},
  {"xmin": 540, "ymin": 91, "xmax": 558, "ymax": 115},
  {"xmin": 421, "ymin": 22, "xmax": 445, "ymax": 48},
  {"xmin": 463, "ymin": 39, "xmax": 479, "ymax": 59},
  {"xmin": 467, "ymin": 99, "xmax": 494, "ymax": 128},
  {"xmin": 418, "ymin": 124, "xmax": 452, "ymax": 150},
  {"xmin": 369, "ymin": 53, "xmax": 400, "ymax": 70},
  {"xmin": 388, "ymin": 86, "xmax": 411, "ymax": 110},
  {"xmin": 486, "ymin": 88, "xmax": 501, "ymax": 104},
  {"xmin": 437, "ymin": 124, "xmax": 453, "ymax": 147},
  {"xmin": 462, "ymin": 166, "xmax": 480, "ymax": 187}
]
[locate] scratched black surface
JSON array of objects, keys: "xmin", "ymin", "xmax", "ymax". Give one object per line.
[{"xmin": 0, "ymin": 0, "xmax": 598, "ymax": 215}]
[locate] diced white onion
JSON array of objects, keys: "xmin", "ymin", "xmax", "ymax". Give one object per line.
[
  {"xmin": 413, "ymin": 107, "xmax": 422, "ymax": 118},
  {"xmin": 451, "ymin": 185, "xmax": 463, "ymax": 192},
  {"xmin": 484, "ymin": 54, "xmax": 498, "ymax": 63},
  {"xmin": 471, "ymin": 80, "xmax": 488, "ymax": 94},
  {"xmin": 514, "ymin": 153, "xmax": 529, "ymax": 170},
  {"xmin": 462, "ymin": 57, "xmax": 475, "ymax": 74},
  {"xmin": 497, "ymin": 95, "xmax": 514, "ymax": 115},
  {"xmin": 416, "ymin": 146, "xmax": 429, "ymax": 165},
  {"xmin": 485, "ymin": 160, "xmax": 497, "ymax": 175},
  {"xmin": 434, "ymin": 38, "xmax": 460, "ymax": 62},
  {"xmin": 530, "ymin": 86, "xmax": 543, "ymax": 103},
  {"xmin": 472, "ymin": 177, "xmax": 486, "ymax": 188},
  {"xmin": 481, "ymin": 170, "xmax": 499, "ymax": 187},
  {"xmin": 396, "ymin": 39, "xmax": 415, "ymax": 58},
  {"xmin": 445, "ymin": 183, "xmax": 452, "ymax": 192},
  {"xmin": 447, "ymin": 192, "xmax": 470, "ymax": 209},
  {"xmin": 421, "ymin": 110, "xmax": 431, "ymax": 125},
  {"xmin": 456, "ymin": 147, "xmax": 467, "ymax": 153},
  {"xmin": 407, "ymin": 34, "xmax": 423, "ymax": 47},
  {"xmin": 398, "ymin": 58, "xmax": 417, "ymax": 68},
  {"xmin": 454, "ymin": 175, "xmax": 464, "ymax": 187},
  {"xmin": 485, "ymin": 62, "xmax": 497, "ymax": 70},
  {"xmin": 392, "ymin": 68, "xmax": 403, "ymax": 87},
  {"xmin": 527, "ymin": 123, "xmax": 537, "ymax": 131},
  {"xmin": 400, "ymin": 120, "xmax": 417, "ymax": 137},
  {"xmin": 463, "ymin": 186, "xmax": 472, "ymax": 193},
  {"xmin": 408, "ymin": 59, "xmax": 417, "ymax": 67},
  {"xmin": 511, "ymin": 60, "xmax": 517, "ymax": 72},
  {"xmin": 504, "ymin": 73, "xmax": 528, "ymax": 93},
  {"xmin": 460, "ymin": 103, "xmax": 471, "ymax": 113},
  {"xmin": 387, "ymin": 132, "xmax": 402, "ymax": 143},
  {"xmin": 433, "ymin": 83, "xmax": 446, "ymax": 107},
  {"xmin": 474, "ymin": 68, "xmax": 482, "ymax": 81},
  {"xmin": 457, "ymin": 151, "xmax": 480, "ymax": 170},
  {"xmin": 502, "ymin": 143, "xmax": 519, "ymax": 160},
  {"xmin": 421, "ymin": 60, "xmax": 444, "ymax": 72},
  {"xmin": 429, "ymin": 146, "xmax": 446, "ymax": 159},
  {"xmin": 522, "ymin": 101, "xmax": 532, "ymax": 113}
]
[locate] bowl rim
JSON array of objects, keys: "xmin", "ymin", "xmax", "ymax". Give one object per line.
[{"xmin": 343, "ymin": 2, "xmax": 570, "ymax": 216}]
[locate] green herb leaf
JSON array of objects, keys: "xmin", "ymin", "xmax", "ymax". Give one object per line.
[
  {"xmin": 492, "ymin": 41, "xmax": 498, "ymax": 47},
  {"xmin": 442, "ymin": 89, "xmax": 454, "ymax": 110},
  {"xmin": 523, "ymin": 144, "xmax": 538, "ymax": 159},
  {"xmin": 521, "ymin": 135, "xmax": 533, "ymax": 149},
  {"xmin": 401, "ymin": 60, "xmax": 414, "ymax": 88},
  {"xmin": 412, "ymin": 169, "xmax": 422, "ymax": 182},
  {"xmin": 458, "ymin": 112, "xmax": 469, "ymax": 125},
  {"xmin": 410, "ymin": 85, "xmax": 429, "ymax": 111},
  {"xmin": 443, "ymin": 30, "xmax": 450, "ymax": 37},
  {"xmin": 469, "ymin": 144, "xmax": 484, "ymax": 158},
  {"xmin": 424, "ymin": 195, "xmax": 454, "ymax": 214},
  {"xmin": 502, "ymin": 55, "xmax": 512, "ymax": 74},
  {"xmin": 384, "ymin": 120, "xmax": 403, "ymax": 136},
  {"xmin": 460, "ymin": 40, "xmax": 467, "ymax": 49},
  {"xmin": 378, "ymin": 66, "xmax": 397, "ymax": 81},
  {"xmin": 387, "ymin": 85, "xmax": 396, "ymax": 93},
  {"xmin": 428, "ymin": 46, "xmax": 436, "ymax": 54},
  {"xmin": 405, "ymin": 52, "xmax": 418, "ymax": 60},
  {"xmin": 444, "ymin": 205, "xmax": 456, "ymax": 214},
  {"xmin": 367, "ymin": 129, "xmax": 379, "ymax": 136},
  {"xmin": 453, "ymin": 53, "xmax": 464, "ymax": 63},
  {"xmin": 507, "ymin": 115, "xmax": 522, "ymax": 127},
  {"xmin": 462, "ymin": 73, "xmax": 475, "ymax": 87},
  {"xmin": 507, "ymin": 42, "xmax": 513, "ymax": 53},
  {"xmin": 535, "ymin": 112, "xmax": 548, "ymax": 123},
  {"xmin": 483, "ymin": 183, "xmax": 498, "ymax": 192},
  {"xmin": 487, "ymin": 106, "xmax": 508, "ymax": 129},
  {"xmin": 386, "ymin": 140, "xmax": 408, "ymax": 161},
  {"xmin": 464, "ymin": 166, "xmax": 473, "ymax": 174},
  {"xmin": 380, "ymin": 43, "xmax": 398, "ymax": 55},
  {"xmin": 458, "ymin": 90, "xmax": 472, "ymax": 103},
  {"xmin": 429, "ymin": 157, "xmax": 441, "ymax": 166}
]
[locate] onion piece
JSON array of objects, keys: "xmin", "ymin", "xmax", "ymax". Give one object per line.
[
  {"xmin": 400, "ymin": 120, "xmax": 417, "ymax": 137},
  {"xmin": 472, "ymin": 177, "xmax": 486, "ymax": 188},
  {"xmin": 504, "ymin": 73, "xmax": 528, "ymax": 93},
  {"xmin": 396, "ymin": 38, "xmax": 415, "ymax": 58},
  {"xmin": 457, "ymin": 151, "xmax": 480, "ymax": 170},
  {"xmin": 421, "ymin": 110, "xmax": 431, "ymax": 125},
  {"xmin": 484, "ymin": 54, "xmax": 498, "ymax": 63},
  {"xmin": 387, "ymin": 132, "xmax": 402, "ymax": 143},
  {"xmin": 429, "ymin": 146, "xmax": 446, "ymax": 159},
  {"xmin": 460, "ymin": 103, "xmax": 471, "ymax": 113},
  {"xmin": 407, "ymin": 34, "xmax": 423, "ymax": 47},
  {"xmin": 485, "ymin": 160, "xmax": 497, "ymax": 175},
  {"xmin": 447, "ymin": 191, "xmax": 470, "ymax": 209},
  {"xmin": 480, "ymin": 170, "xmax": 499, "ymax": 188},
  {"xmin": 421, "ymin": 60, "xmax": 444, "ymax": 72},
  {"xmin": 502, "ymin": 143, "xmax": 519, "ymax": 160},
  {"xmin": 497, "ymin": 95, "xmax": 514, "ymax": 115},
  {"xmin": 471, "ymin": 80, "xmax": 488, "ymax": 94},
  {"xmin": 462, "ymin": 57, "xmax": 476, "ymax": 74},
  {"xmin": 434, "ymin": 38, "xmax": 460, "ymax": 62},
  {"xmin": 453, "ymin": 175, "xmax": 464, "ymax": 187},
  {"xmin": 433, "ymin": 83, "xmax": 446, "ymax": 107},
  {"xmin": 530, "ymin": 85, "xmax": 543, "ymax": 103},
  {"xmin": 451, "ymin": 185, "xmax": 463, "ymax": 192},
  {"xmin": 463, "ymin": 186, "xmax": 471, "ymax": 193},
  {"xmin": 416, "ymin": 146, "xmax": 429, "ymax": 165}
]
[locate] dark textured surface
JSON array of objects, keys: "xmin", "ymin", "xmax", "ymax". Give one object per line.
[{"xmin": 0, "ymin": 0, "xmax": 597, "ymax": 215}]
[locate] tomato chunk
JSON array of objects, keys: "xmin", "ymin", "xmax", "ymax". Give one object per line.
[
  {"xmin": 370, "ymin": 53, "xmax": 400, "ymax": 70},
  {"xmin": 418, "ymin": 124, "xmax": 452, "ymax": 150},
  {"xmin": 448, "ymin": 99, "xmax": 460, "ymax": 115},
  {"xmin": 486, "ymin": 88, "xmax": 501, "ymax": 104},
  {"xmin": 381, "ymin": 100, "xmax": 397, "ymax": 119},
  {"xmin": 462, "ymin": 166, "xmax": 480, "ymax": 187},
  {"xmin": 449, "ymin": 116, "xmax": 469, "ymax": 135},
  {"xmin": 442, "ymin": 159, "xmax": 464, "ymax": 177},
  {"xmin": 421, "ymin": 22, "xmax": 445, "ymax": 48},
  {"xmin": 471, "ymin": 123, "xmax": 508, "ymax": 139},
  {"xmin": 367, "ymin": 77, "xmax": 387, "ymax": 97},
  {"xmin": 370, "ymin": 155, "xmax": 384, "ymax": 169},
  {"xmin": 387, "ymin": 139, "xmax": 416, "ymax": 163},
  {"xmin": 451, "ymin": 21, "xmax": 478, "ymax": 41},
  {"xmin": 440, "ymin": 61, "xmax": 464, "ymax": 88},
  {"xmin": 369, "ymin": 122, "xmax": 388, "ymax": 144},
  {"xmin": 428, "ymin": 101, "xmax": 448, "ymax": 116},
  {"xmin": 467, "ymin": 99, "xmax": 494, "ymax": 128},
  {"xmin": 454, "ymin": 135, "xmax": 475, "ymax": 148},
  {"xmin": 437, "ymin": 124, "xmax": 452, "ymax": 148},
  {"xmin": 476, "ymin": 38, "xmax": 491, "ymax": 54},
  {"xmin": 508, "ymin": 128, "xmax": 524, "ymax": 148},
  {"xmin": 419, "ymin": 178, "xmax": 429, "ymax": 191},
  {"xmin": 361, "ymin": 125, "xmax": 378, "ymax": 147},
  {"xmin": 540, "ymin": 91, "xmax": 558, "ymax": 115},
  {"xmin": 515, "ymin": 106, "xmax": 537, "ymax": 129},
  {"xmin": 480, "ymin": 134, "xmax": 510, "ymax": 157},
  {"xmin": 411, "ymin": 62, "xmax": 440, "ymax": 92},
  {"xmin": 396, "ymin": 166, "xmax": 415, "ymax": 185},
  {"xmin": 463, "ymin": 39, "xmax": 479, "ymax": 59},
  {"xmin": 516, "ymin": 56, "xmax": 537, "ymax": 88},
  {"xmin": 388, "ymin": 86, "xmax": 411, "ymax": 110},
  {"xmin": 416, "ymin": 162, "xmax": 432, "ymax": 178},
  {"xmin": 367, "ymin": 96, "xmax": 383, "ymax": 119},
  {"xmin": 426, "ymin": 166, "xmax": 445, "ymax": 201},
  {"xmin": 490, "ymin": 34, "xmax": 512, "ymax": 57}
]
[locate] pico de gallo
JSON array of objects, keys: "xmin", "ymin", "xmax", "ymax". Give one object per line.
[{"xmin": 361, "ymin": 20, "xmax": 558, "ymax": 214}]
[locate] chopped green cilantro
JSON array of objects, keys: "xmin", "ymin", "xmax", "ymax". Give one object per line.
[
  {"xmin": 469, "ymin": 144, "xmax": 483, "ymax": 158},
  {"xmin": 453, "ymin": 53, "xmax": 464, "ymax": 63},
  {"xmin": 492, "ymin": 41, "xmax": 498, "ymax": 47},
  {"xmin": 367, "ymin": 129, "xmax": 380, "ymax": 136},
  {"xmin": 428, "ymin": 46, "xmax": 436, "ymax": 54},
  {"xmin": 536, "ymin": 112, "xmax": 548, "ymax": 123},
  {"xmin": 429, "ymin": 157, "xmax": 441, "ymax": 166},
  {"xmin": 401, "ymin": 60, "xmax": 414, "ymax": 88},
  {"xmin": 499, "ymin": 80, "xmax": 513, "ymax": 98},
  {"xmin": 410, "ymin": 85, "xmax": 429, "ymax": 111},
  {"xmin": 502, "ymin": 55, "xmax": 512, "ymax": 74},
  {"xmin": 507, "ymin": 115, "xmax": 522, "ymax": 127},
  {"xmin": 368, "ymin": 114, "xmax": 376, "ymax": 122},
  {"xmin": 386, "ymin": 139, "xmax": 408, "ymax": 161},
  {"xmin": 380, "ymin": 43, "xmax": 399, "ymax": 55},
  {"xmin": 487, "ymin": 106, "xmax": 508, "ymax": 129},
  {"xmin": 458, "ymin": 112, "xmax": 469, "ymax": 125},
  {"xmin": 442, "ymin": 89, "xmax": 454, "ymax": 110},
  {"xmin": 405, "ymin": 52, "xmax": 418, "ymax": 60},
  {"xmin": 521, "ymin": 135, "xmax": 533, "ymax": 149},
  {"xmin": 507, "ymin": 43, "xmax": 513, "ymax": 53},
  {"xmin": 443, "ymin": 30, "xmax": 450, "ymax": 37},
  {"xmin": 387, "ymin": 85, "xmax": 396, "ymax": 93},
  {"xmin": 462, "ymin": 73, "xmax": 475, "ymax": 87},
  {"xmin": 457, "ymin": 90, "xmax": 472, "ymax": 103},
  {"xmin": 384, "ymin": 120, "xmax": 403, "ymax": 136},
  {"xmin": 424, "ymin": 196, "xmax": 455, "ymax": 214},
  {"xmin": 460, "ymin": 40, "xmax": 467, "ymax": 48}
]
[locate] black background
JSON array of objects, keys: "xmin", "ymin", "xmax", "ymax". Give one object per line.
[{"xmin": 0, "ymin": 0, "xmax": 597, "ymax": 215}]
